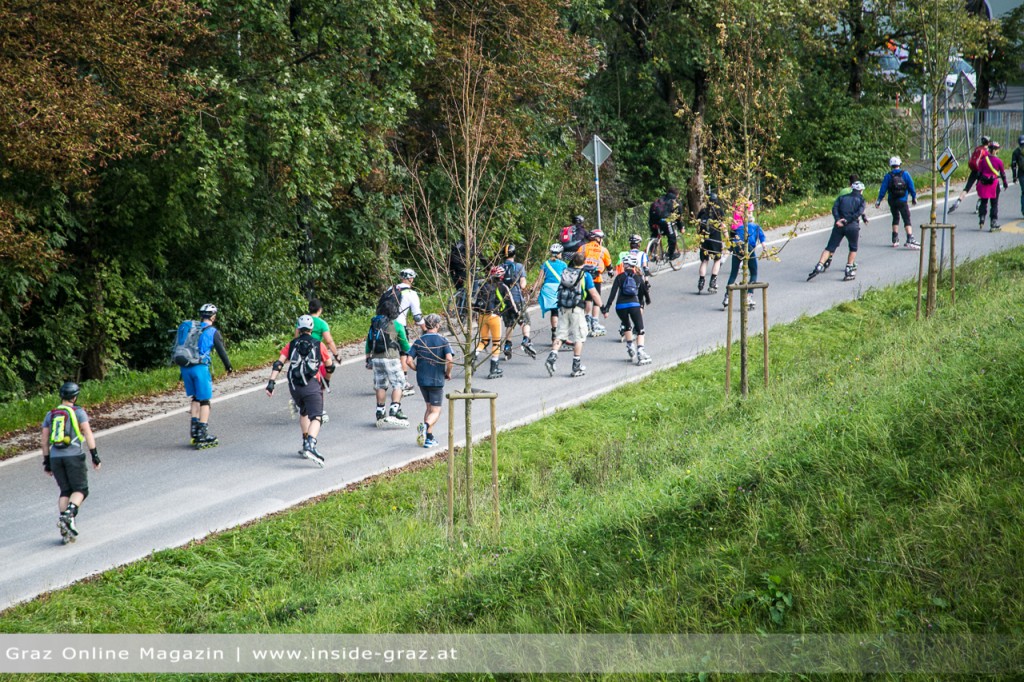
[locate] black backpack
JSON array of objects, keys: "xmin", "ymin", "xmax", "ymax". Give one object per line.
[
  {"xmin": 889, "ymin": 171, "xmax": 908, "ymax": 198},
  {"xmin": 367, "ymin": 315, "xmax": 393, "ymax": 354},
  {"xmin": 501, "ymin": 260, "xmax": 520, "ymax": 289},
  {"xmin": 376, "ymin": 285, "xmax": 402, "ymax": 320},
  {"xmin": 557, "ymin": 268, "xmax": 586, "ymax": 309},
  {"xmin": 288, "ymin": 335, "xmax": 321, "ymax": 386},
  {"xmin": 649, "ymin": 197, "xmax": 668, "ymax": 226}
]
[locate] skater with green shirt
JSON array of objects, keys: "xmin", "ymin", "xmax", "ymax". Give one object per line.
[{"xmin": 41, "ymin": 382, "xmax": 101, "ymax": 544}]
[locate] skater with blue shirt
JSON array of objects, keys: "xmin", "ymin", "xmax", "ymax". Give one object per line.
[
  {"xmin": 408, "ymin": 314, "xmax": 453, "ymax": 448},
  {"xmin": 874, "ymin": 156, "xmax": 920, "ymax": 249},
  {"xmin": 535, "ymin": 244, "xmax": 568, "ymax": 346},
  {"xmin": 172, "ymin": 303, "xmax": 233, "ymax": 449}
]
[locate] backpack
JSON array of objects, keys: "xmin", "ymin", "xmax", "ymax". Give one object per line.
[
  {"xmin": 48, "ymin": 406, "xmax": 82, "ymax": 449},
  {"xmin": 171, "ymin": 320, "xmax": 204, "ymax": 367},
  {"xmin": 376, "ymin": 285, "xmax": 403, "ymax": 320},
  {"xmin": 501, "ymin": 260, "xmax": 520, "ymax": 289},
  {"xmin": 968, "ymin": 146, "xmax": 986, "ymax": 172},
  {"xmin": 367, "ymin": 314, "xmax": 393, "ymax": 355},
  {"xmin": 557, "ymin": 268, "xmax": 586, "ymax": 309},
  {"xmin": 888, "ymin": 170, "xmax": 908, "ymax": 198},
  {"xmin": 287, "ymin": 335, "xmax": 321, "ymax": 386},
  {"xmin": 621, "ymin": 272, "xmax": 639, "ymax": 298},
  {"xmin": 649, "ymin": 197, "xmax": 669, "ymax": 226}
]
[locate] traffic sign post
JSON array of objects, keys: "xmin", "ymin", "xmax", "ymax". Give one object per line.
[{"xmin": 581, "ymin": 135, "xmax": 612, "ymax": 233}]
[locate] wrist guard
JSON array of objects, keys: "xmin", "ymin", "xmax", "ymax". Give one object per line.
[
  {"xmin": 266, "ymin": 379, "xmax": 276, "ymax": 394},
  {"xmin": 90, "ymin": 448, "xmax": 101, "ymax": 465},
  {"xmin": 43, "ymin": 456, "xmax": 51, "ymax": 473}
]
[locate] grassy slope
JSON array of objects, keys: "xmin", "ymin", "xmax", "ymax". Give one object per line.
[{"xmin": 4, "ymin": 249, "xmax": 1024, "ymax": 681}]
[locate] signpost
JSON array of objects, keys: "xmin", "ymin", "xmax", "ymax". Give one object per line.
[{"xmin": 581, "ymin": 135, "xmax": 612, "ymax": 232}]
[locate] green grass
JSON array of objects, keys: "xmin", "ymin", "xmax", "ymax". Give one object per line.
[{"xmin": 3, "ymin": 248, "xmax": 1024, "ymax": 680}]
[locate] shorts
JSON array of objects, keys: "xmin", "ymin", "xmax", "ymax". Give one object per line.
[
  {"xmin": 52, "ymin": 454, "xmax": 88, "ymax": 497},
  {"xmin": 592, "ymin": 281, "xmax": 602, "ymax": 294},
  {"xmin": 700, "ymin": 239, "xmax": 723, "ymax": 261},
  {"xmin": 616, "ymin": 307, "xmax": 645, "ymax": 336},
  {"xmin": 888, "ymin": 200, "xmax": 911, "ymax": 227},
  {"xmin": 181, "ymin": 364, "xmax": 213, "ymax": 402},
  {"xmin": 420, "ymin": 386, "xmax": 444, "ymax": 407},
  {"xmin": 503, "ymin": 308, "xmax": 531, "ymax": 328},
  {"xmin": 372, "ymin": 357, "xmax": 404, "ymax": 391},
  {"xmin": 289, "ymin": 380, "xmax": 324, "ymax": 418},
  {"xmin": 555, "ymin": 306, "xmax": 588, "ymax": 343},
  {"xmin": 825, "ymin": 224, "xmax": 860, "ymax": 253}
]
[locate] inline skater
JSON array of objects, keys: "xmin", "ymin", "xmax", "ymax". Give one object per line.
[
  {"xmin": 171, "ymin": 303, "xmax": 233, "ymax": 450},
  {"xmin": 874, "ymin": 157, "xmax": 920, "ymax": 249},
  {"xmin": 808, "ymin": 181, "xmax": 867, "ymax": 282},
  {"xmin": 474, "ymin": 265, "xmax": 517, "ymax": 379},
  {"xmin": 601, "ymin": 254, "xmax": 652, "ymax": 365},
  {"xmin": 535, "ymin": 243, "xmax": 568, "ymax": 346},
  {"xmin": 498, "ymin": 244, "xmax": 536, "ymax": 360},
  {"xmin": 545, "ymin": 251, "xmax": 603, "ymax": 378},
  {"xmin": 582, "ymin": 229, "xmax": 612, "ymax": 337}
]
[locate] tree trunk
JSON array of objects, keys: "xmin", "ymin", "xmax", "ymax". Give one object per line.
[
  {"xmin": 685, "ymin": 69, "xmax": 708, "ymax": 217},
  {"xmin": 81, "ymin": 275, "xmax": 107, "ymax": 381},
  {"xmin": 847, "ymin": 0, "xmax": 866, "ymax": 101}
]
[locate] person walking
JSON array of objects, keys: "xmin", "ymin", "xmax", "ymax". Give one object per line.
[
  {"xmin": 723, "ymin": 214, "xmax": 766, "ymax": 310},
  {"xmin": 535, "ymin": 244, "xmax": 568, "ymax": 346},
  {"xmin": 474, "ymin": 265, "xmax": 517, "ymax": 379},
  {"xmin": 978, "ymin": 141, "xmax": 1008, "ymax": 231},
  {"xmin": 41, "ymin": 381, "xmax": 100, "ymax": 544},
  {"xmin": 582, "ymin": 229, "xmax": 612, "ymax": 336},
  {"xmin": 171, "ymin": 303, "xmax": 233, "ymax": 450},
  {"xmin": 1012, "ymin": 135, "xmax": 1024, "ymax": 218},
  {"xmin": 408, "ymin": 314, "xmax": 453, "ymax": 448},
  {"xmin": 874, "ymin": 156, "xmax": 920, "ymax": 249},
  {"xmin": 950, "ymin": 135, "xmax": 991, "ymax": 213},
  {"xmin": 545, "ymin": 251, "xmax": 603, "ymax": 378},
  {"xmin": 265, "ymin": 315, "xmax": 335, "ymax": 467},
  {"xmin": 808, "ymin": 181, "xmax": 867, "ymax": 282},
  {"xmin": 601, "ymin": 254, "xmax": 652, "ymax": 365}
]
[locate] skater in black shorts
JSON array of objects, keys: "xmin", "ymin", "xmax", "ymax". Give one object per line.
[
  {"xmin": 809, "ymin": 181, "xmax": 867, "ymax": 282},
  {"xmin": 696, "ymin": 192, "xmax": 726, "ymax": 294}
]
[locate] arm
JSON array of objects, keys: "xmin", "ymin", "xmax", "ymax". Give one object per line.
[
  {"xmin": 40, "ymin": 426, "xmax": 51, "ymax": 475},
  {"xmin": 876, "ymin": 175, "xmax": 888, "ymax": 205},
  {"xmin": 321, "ymin": 329, "xmax": 339, "ymax": 357},
  {"xmin": 213, "ymin": 329, "xmax": 233, "ymax": 373},
  {"xmin": 407, "ymin": 342, "xmax": 418, "ymax": 371},
  {"xmin": 601, "ymin": 275, "xmax": 621, "ymax": 314},
  {"xmin": 410, "ymin": 292, "xmax": 425, "ymax": 329},
  {"xmin": 587, "ymin": 286, "xmax": 603, "ymax": 310},
  {"xmin": 81, "ymin": 420, "xmax": 100, "ymax": 469},
  {"xmin": 265, "ymin": 350, "xmax": 289, "ymax": 395},
  {"xmin": 831, "ymin": 196, "xmax": 843, "ymax": 224},
  {"xmin": 445, "ymin": 352, "xmax": 454, "ymax": 380},
  {"xmin": 906, "ymin": 172, "xmax": 917, "ymax": 203},
  {"xmin": 393, "ymin": 321, "xmax": 411, "ymax": 355}
]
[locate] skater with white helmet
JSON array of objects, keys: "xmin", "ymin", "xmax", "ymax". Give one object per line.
[
  {"xmin": 601, "ymin": 254, "xmax": 653, "ymax": 365},
  {"xmin": 808, "ymin": 180, "xmax": 867, "ymax": 282},
  {"xmin": 874, "ymin": 156, "xmax": 920, "ymax": 249}
]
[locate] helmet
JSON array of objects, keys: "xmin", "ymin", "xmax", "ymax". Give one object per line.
[
  {"xmin": 549, "ymin": 243, "xmax": 564, "ymax": 255},
  {"xmin": 629, "ymin": 234, "xmax": 643, "ymax": 247},
  {"xmin": 851, "ymin": 181, "xmax": 865, "ymax": 191},
  {"xmin": 503, "ymin": 244, "xmax": 516, "ymax": 258},
  {"xmin": 589, "ymin": 229, "xmax": 605, "ymax": 240},
  {"xmin": 990, "ymin": 140, "xmax": 1002, "ymax": 151},
  {"xmin": 1018, "ymin": 135, "xmax": 1024, "ymax": 146},
  {"xmin": 490, "ymin": 265, "xmax": 505, "ymax": 279},
  {"xmin": 198, "ymin": 303, "xmax": 217, "ymax": 318},
  {"xmin": 622, "ymin": 254, "xmax": 640, "ymax": 269},
  {"xmin": 296, "ymin": 314, "xmax": 314, "ymax": 331},
  {"xmin": 889, "ymin": 156, "xmax": 902, "ymax": 167},
  {"xmin": 981, "ymin": 135, "xmax": 991, "ymax": 145},
  {"xmin": 399, "ymin": 268, "xmax": 416, "ymax": 280},
  {"xmin": 59, "ymin": 381, "xmax": 80, "ymax": 401},
  {"xmin": 573, "ymin": 215, "xmax": 585, "ymax": 225}
]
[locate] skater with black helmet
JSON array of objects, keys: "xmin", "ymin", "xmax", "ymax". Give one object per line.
[
  {"xmin": 874, "ymin": 156, "xmax": 919, "ymax": 249},
  {"xmin": 560, "ymin": 214, "xmax": 589, "ymax": 254},
  {"xmin": 171, "ymin": 303, "xmax": 233, "ymax": 449},
  {"xmin": 265, "ymin": 314, "xmax": 335, "ymax": 467},
  {"xmin": 696, "ymin": 189, "xmax": 726, "ymax": 294},
  {"xmin": 474, "ymin": 265, "xmax": 517, "ymax": 379},
  {"xmin": 498, "ymin": 244, "xmax": 536, "ymax": 360},
  {"xmin": 41, "ymin": 381, "xmax": 100, "ymax": 544},
  {"xmin": 1013, "ymin": 135, "xmax": 1024, "ymax": 217},
  {"xmin": 808, "ymin": 181, "xmax": 867, "ymax": 282}
]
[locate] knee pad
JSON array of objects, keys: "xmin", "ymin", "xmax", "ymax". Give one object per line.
[{"xmin": 199, "ymin": 400, "xmax": 211, "ymax": 407}]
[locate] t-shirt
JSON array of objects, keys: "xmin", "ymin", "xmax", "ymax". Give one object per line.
[
  {"xmin": 541, "ymin": 258, "xmax": 567, "ymax": 284},
  {"xmin": 42, "ymin": 406, "xmax": 89, "ymax": 458},
  {"xmin": 396, "ymin": 284, "xmax": 422, "ymax": 328},
  {"xmin": 311, "ymin": 316, "xmax": 330, "ymax": 344},
  {"xmin": 410, "ymin": 332, "xmax": 453, "ymax": 387},
  {"xmin": 279, "ymin": 338, "xmax": 331, "ymax": 379}
]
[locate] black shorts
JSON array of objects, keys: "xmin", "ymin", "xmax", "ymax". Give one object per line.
[
  {"xmin": 650, "ymin": 221, "xmax": 675, "ymax": 238},
  {"xmin": 420, "ymin": 386, "xmax": 444, "ymax": 407},
  {"xmin": 52, "ymin": 454, "xmax": 88, "ymax": 497},
  {"xmin": 964, "ymin": 169, "xmax": 979, "ymax": 193},
  {"xmin": 825, "ymin": 224, "xmax": 860, "ymax": 253},
  {"xmin": 616, "ymin": 307, "xmax": 645, "ymax": 336},
  {"xmin": 289, "ymin": 381, "xmax": 324, "ymax": 418},
  {"xmin": 700, "ymin": 239, "xmax": 723, "ymax": 261},
  {"xmin": 888, "ymin": 200, "xmax": 911, "ymax": 226},
  {"xmin": 503, "ymin": 308, "xmax": 531, "ymax": 328}
]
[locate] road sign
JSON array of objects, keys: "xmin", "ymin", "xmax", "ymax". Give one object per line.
[
  {"xmin": 582, "ymin": 135, "xmax": 612, "ymax": 167},
  {"xmin": 936, "ymin": 147, "xmax": 958, "ymax": 181}
]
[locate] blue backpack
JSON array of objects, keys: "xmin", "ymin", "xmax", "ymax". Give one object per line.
[{"xmin": 621, "ymin": 272, "xmax": 639, "ymax": 298}]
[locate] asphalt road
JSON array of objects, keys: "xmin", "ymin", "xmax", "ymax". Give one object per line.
[{"xmin": 2, "ymin": 186, "xmax": 1023, "ymax": 612}]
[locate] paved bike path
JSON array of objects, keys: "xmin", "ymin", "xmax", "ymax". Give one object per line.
[{"xmin": 1, "ymin": 192, "xmax": 1022, "ymax": 612}]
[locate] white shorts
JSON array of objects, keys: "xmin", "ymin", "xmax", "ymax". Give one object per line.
[
  {"xmin": 372, "ymin": 358, "xmax": 404, "ymax": 391},
  {"xmin": 555, "ymin": 307, "xmax": 588, "ymax": 344}
]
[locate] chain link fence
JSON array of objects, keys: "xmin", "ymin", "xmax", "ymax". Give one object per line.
[{"xmin": 919, "ymin": 105, "xmax": 1024, "ymax": 161}]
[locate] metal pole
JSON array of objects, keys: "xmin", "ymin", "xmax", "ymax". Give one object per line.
[
  {"xmin": 594, "ymin": 151, "xmax": 602, "ymax": 233},
  {"xmin": 490, "ymin": 397, "xmax": 499, "ymax": 533},
  {"xmin": 940, "ymin": 99, "xmax": 950, "ymax": 277},
  {"xmin": 950, "ymin": 226, "xmax": 956, "ymax": 304}
]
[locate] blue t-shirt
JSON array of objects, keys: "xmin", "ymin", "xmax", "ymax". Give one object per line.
[
  {"xmin": 410, "ymin": 333, "xmax": 453, "ymax": 388},
  {"xmin": 541, "ymin": 258, "xmax": 567, "ymax": 283}
]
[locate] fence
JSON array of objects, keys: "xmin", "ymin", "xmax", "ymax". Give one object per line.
[{"xmin": 919, "ymin": 106, "xmax": 1024, "ymax": 160}]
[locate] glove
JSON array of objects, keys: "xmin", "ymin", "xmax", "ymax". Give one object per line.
[
  {"xmin": 911, "ymin": 198, "xmax": 917, "ymax": 206},
  {"xmin": 225, "ymin": 367, "xmax": 234, "ymax": 375},
  {"xmin": 874, "ymin": 202, "xmax": 880, "ymax": 209},
  {"xmin": 90, "ymin": 447, "xmax": 101, "ymax": 466},
  {"xmin": 266, "ymin": 379, "xmax": 276, "ymax": 395},
  {"xmin": 43, "ymin": 456, "xmax": 51, "ymax": 473},
  {"xmin": 334, "ymin": 352, "xmax": 343, "ymax": 363},
  {"xmin": 1004, "ymin": 182, "xmax": 1009, "ymax": 190},
  {"xmin": 365, "ymin": 358, "xmax": 373, "ymax": 370}
]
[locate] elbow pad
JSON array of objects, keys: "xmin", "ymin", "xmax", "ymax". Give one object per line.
[
  {"xmin": 272, "ymin": 360, "xmax": 284, "ymax": 372},
  {"xmin": 413, "ymin": 313, "xmax": 423, "ymax": 323},
  {"xmin": 325, "ymin": 363, "xmax": 336, "ymax": 374}
]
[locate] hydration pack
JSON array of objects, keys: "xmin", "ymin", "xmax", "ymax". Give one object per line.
[
  {"xmin": 171, "ymin": 320, "xmax": 204, "ymax": 367},
  {"xmin": 288, "ymin": 335, "xmax": 321, "ymax": 386},
  {"xmin": 557, "ymin": 269, "xmax": 586, "ymax": 309},
  {"xmin": 367, "ymin": 315, "xmax": 394, "ymax": 355},
  {"xmin": 48, "ymin": 406, "xmax": 82, "ymax": 449},
  {"xmin": 888, "ymin": 171, "xmax": 908, "ymax": 198},
  {"xmin": 376, "ymin": 285, "xmax": 403, "ymax": 320}
]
